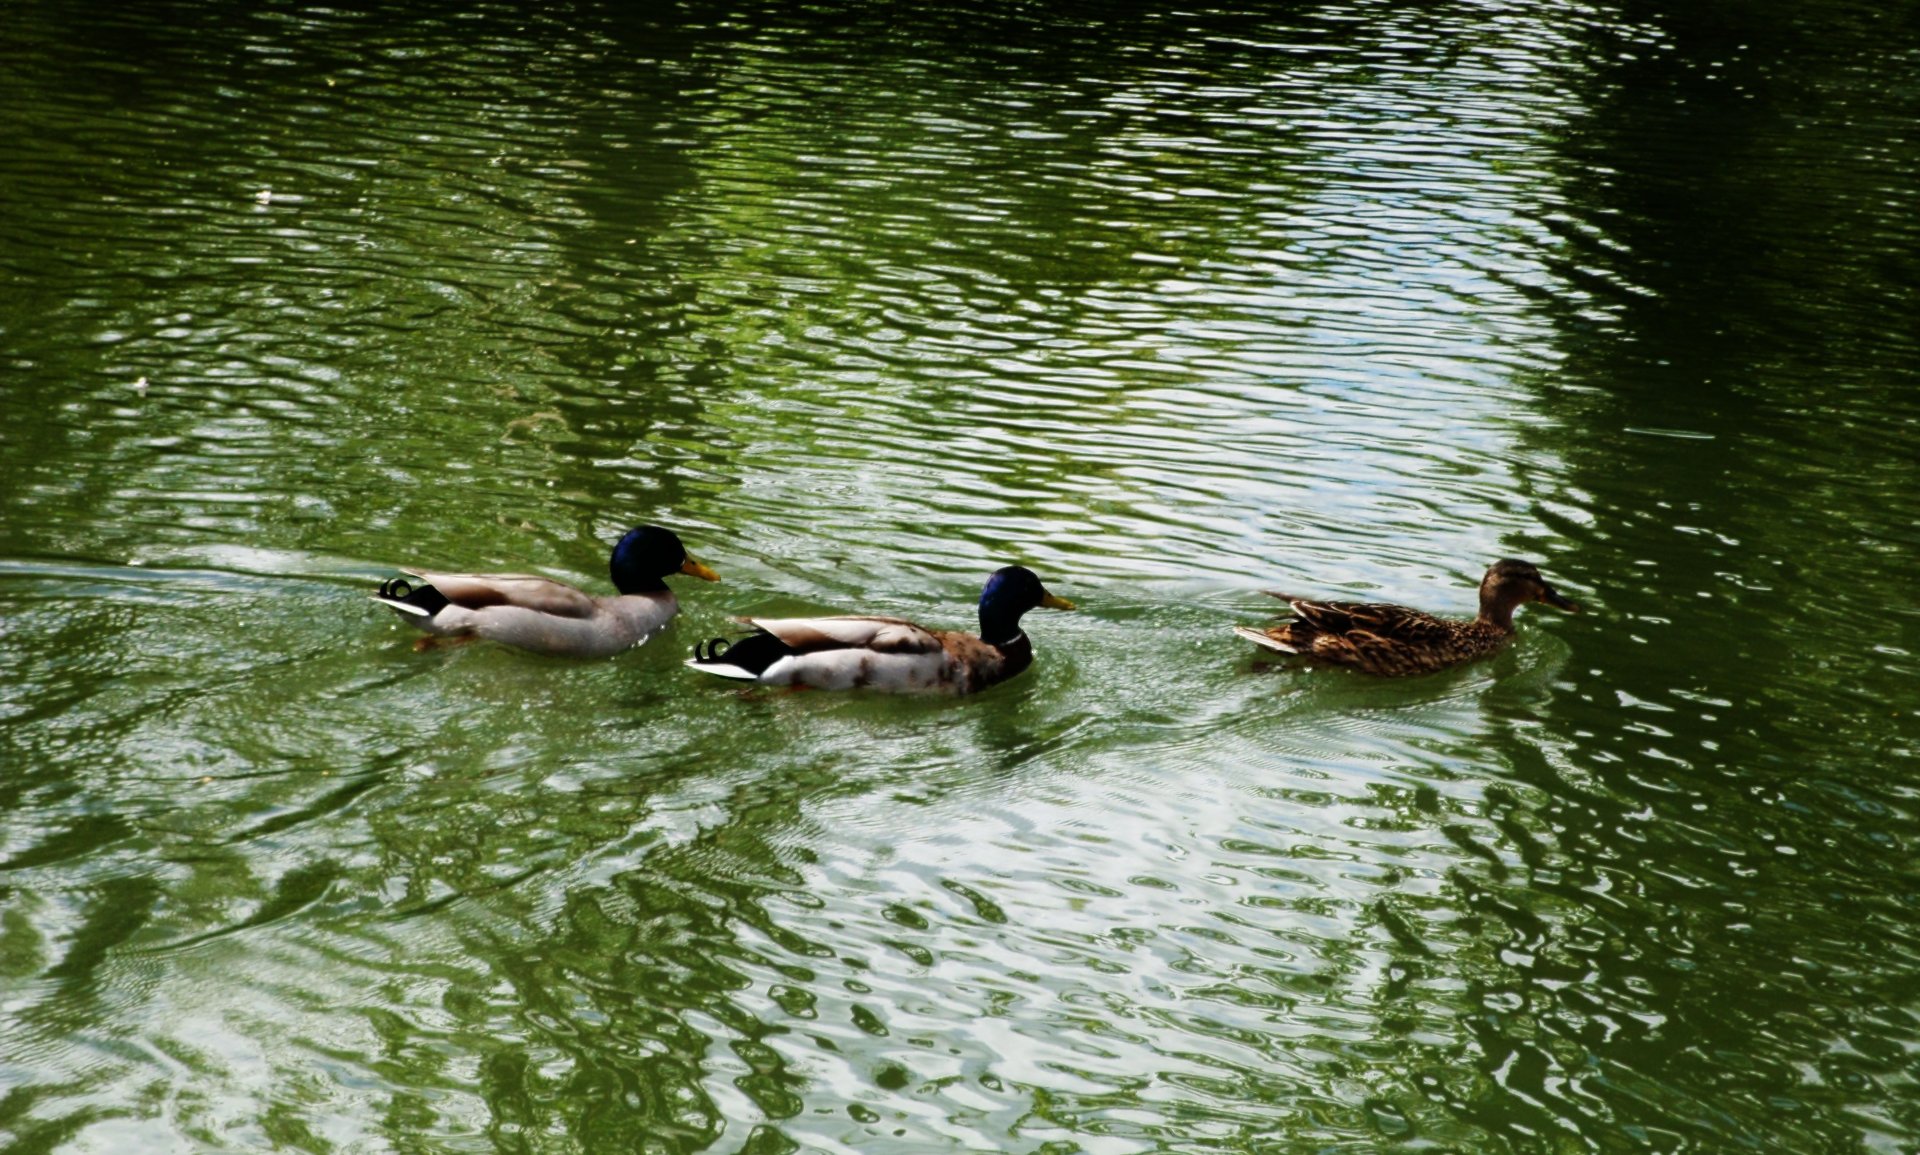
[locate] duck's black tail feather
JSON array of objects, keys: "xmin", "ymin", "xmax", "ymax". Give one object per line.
[
  {"xmin": 687, "ymin": 631, "xmax": 792, "ymax": 678},
  {"xmin": 374, "ymin": 577, "xmax": 450, "ymax": 618}
]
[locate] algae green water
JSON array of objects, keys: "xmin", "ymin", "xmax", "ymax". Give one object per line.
[{"xmin": 4, "ymin": 2, "xmax": 1918, "ymax": 1152}]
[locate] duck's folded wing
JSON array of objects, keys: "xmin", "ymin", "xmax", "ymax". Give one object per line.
[
  {"xmin": 1282, "ymin": 598, "xmax": 1372, "ymax": 633},
  {"xmin": 748, "ymin": 615, "xmax": 945, "ymax": 655},
  {"xmin": 404, "ymin": 570, "xmax": 598, "ymax": 619},
  {"xmin": 1344, "ymin": 604, "xmax": 1455, "ymax": 644}
]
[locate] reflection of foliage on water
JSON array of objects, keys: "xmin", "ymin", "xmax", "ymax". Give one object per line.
[
  {"xmin": 4, "ymin": 0, "xmax": 1920, "ymax": 1152},
  {"xmin": 1475, "ymin": 2, "xmax": 1920, "ymax": 1148},
  {"xmin": 338, "ymin": 742, "xmax": 821, "ymax": 1147}
]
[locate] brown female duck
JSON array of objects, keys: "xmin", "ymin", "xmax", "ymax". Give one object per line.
[{"xmin": 1233, "ymin": 559, "xmax": 1578, "ymax": 676}]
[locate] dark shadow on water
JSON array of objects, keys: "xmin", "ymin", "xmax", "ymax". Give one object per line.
[{"xmin": 1475, "ymin": 1, "xmax": 1920, "ymax": 1148}]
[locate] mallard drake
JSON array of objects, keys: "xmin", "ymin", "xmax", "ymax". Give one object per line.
[
  {"xmin": 372, "ymin": 524, "xmax": 719, "ymax": 657},
  {"xmin": 685, "ymin": 565, "xmax": 1074, "ymax": 693},
  {"xmin": 1234, "ymin": 559, "xmax": 1578, "ymax": 677}
]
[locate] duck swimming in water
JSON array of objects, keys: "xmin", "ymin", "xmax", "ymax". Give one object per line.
[
  {"xmin": 685, "ymin": 565, "xmax": 1074, "ymax": 693},
  {"xmin": 372, "ymin": 524, "xmax": 719, "ymax": 657},
  {"xmin": 1234, "ymin": 559, "xmax": 1578, "ymax": 677}
]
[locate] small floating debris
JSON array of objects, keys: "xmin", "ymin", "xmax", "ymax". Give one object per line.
[
  {"xmin": 255, "ymin": 188, "xmax": 273, "ymax": 205},
  {"xmin": 1624, "ymin": 426, "xmax": 1714, "ymax": 441},
  {"xmin": 132, "ymin": 375, "xmax": 149, "ymax": 394}
]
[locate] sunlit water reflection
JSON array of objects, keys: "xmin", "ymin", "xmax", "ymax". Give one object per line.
[{"xmin": 4, "ymin": 2, "xmax": 1918, "ymax": 1153}]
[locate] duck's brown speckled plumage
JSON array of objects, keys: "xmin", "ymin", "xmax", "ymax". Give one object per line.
[{"xmin": 1234, "ymin": 559, "xmax": 1578, "ymax": 677}]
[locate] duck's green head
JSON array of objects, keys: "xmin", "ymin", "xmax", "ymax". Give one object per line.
[
  {"xmin": 611, "ymin": 525, "xmax": 720, "ymax": 594},
  {"xmin": 978, "ymin": 565, "xmax": 1075, "ymax": 645},
  {"xmin": 1481, "ymin": 559, "xmax": 1577, "ymax": 623}
]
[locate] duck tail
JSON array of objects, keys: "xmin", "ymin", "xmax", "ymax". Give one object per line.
[
  {"xmin": 370, "ymin": 577, "xmax": 450, "ymax": 619},
  {"xmin": 1233, "ymin": 625, "xmax": 1299, "ymax": 654},
  {"xmin": 686, "ymin": 631, "xmax": 792, "ymax": 680}
]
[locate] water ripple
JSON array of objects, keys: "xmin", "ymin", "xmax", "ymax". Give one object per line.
[{"xmin": 5, "ymin": 1, "xmax": 1920, "ymax": 1152}]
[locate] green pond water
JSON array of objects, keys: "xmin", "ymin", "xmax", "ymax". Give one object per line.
[{"xmin": 3, "ymin": 2, "xmax": 1919, "ymax": 1152}]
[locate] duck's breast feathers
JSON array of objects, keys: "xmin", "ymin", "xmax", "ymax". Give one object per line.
[
  {"xmin": 940, "ymin": 630, "xmax": 1029, "ymax": 690},
  {"xmin": 746, "ymin": 615, "xmax": 945, "ymax": 656},
  {"xmin": 403, "ymin": 570, "xmax": 599, "ymax": 619}
]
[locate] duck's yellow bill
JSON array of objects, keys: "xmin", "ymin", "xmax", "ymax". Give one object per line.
[
  {"xmin": 681, "ymin": 558, "xmax": 721, "ymax": 582},
  {"xmin": 1041, "ymin": 592, "xmax": 1076, "ymax": 611}
]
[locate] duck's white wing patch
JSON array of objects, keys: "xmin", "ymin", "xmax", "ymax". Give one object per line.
[
  {"xmin": 369, "ymin": 593, "xmax": 433, "ymax": 617},
  {"xmin": 1233, "ymin": 625, "xmax": 1298, "ymax": 653},
  {"xmin": 683, "ymin": 657, "xmax": 763, "ymax": 680}
]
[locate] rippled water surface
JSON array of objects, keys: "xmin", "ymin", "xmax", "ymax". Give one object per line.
[{"xmin": 5, "ymin": 2, "xmax": 1919, "ymax": 1152}]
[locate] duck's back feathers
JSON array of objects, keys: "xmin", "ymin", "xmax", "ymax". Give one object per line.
[
  {"xmin": 750, "ymin": 615, "xmax": 945, "ymax": 656},
  {"xmin": 1283, "ymin": 598, "xmax": 1457, "ymax": 645},
  {"xmin": 403, "ymin": 570, "xmax": 600, "ymax": 618}
]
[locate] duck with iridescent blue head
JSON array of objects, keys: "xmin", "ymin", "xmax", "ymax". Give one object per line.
[
  {"xmin": 372, "ymin": 524, "xmax": 719, "ymax": 657},
  {"xmin": 685, "ymin": 565, "xmax": 1075, "ymax": 692}
]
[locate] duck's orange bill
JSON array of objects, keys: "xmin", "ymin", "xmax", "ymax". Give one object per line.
[
  {"xmin": 1041, "ymin": 593, "xmax": 1076, "ymax": 611},
  {"xmin": 681, "ymin": 558, "xmax": 721, "ymax": 582}
]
